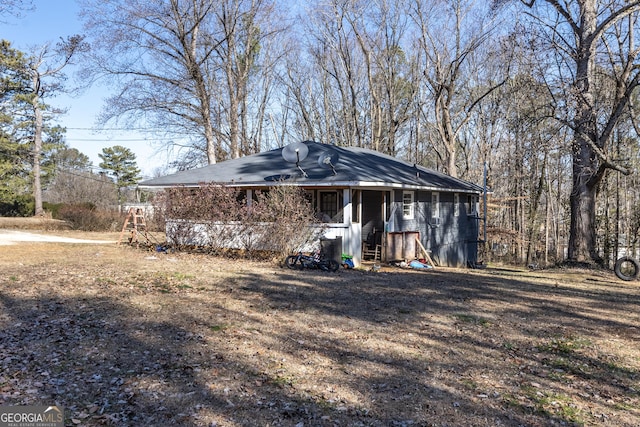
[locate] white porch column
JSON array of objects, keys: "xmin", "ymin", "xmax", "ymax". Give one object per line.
[
  {"xmin": 344, "ymin": 188, "xmax": 362, "ymax": 267},
  {"xmin": 342, "ymin": 188, "xmax": 351, "ymax": 225}
]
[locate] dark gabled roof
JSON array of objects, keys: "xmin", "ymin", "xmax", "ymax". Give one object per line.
[{"xmin": 139, "ymin": 140, "xmax": 483, "ymax": 194}]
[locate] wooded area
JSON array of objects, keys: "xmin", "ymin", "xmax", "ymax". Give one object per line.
[{"xmin": 2, "ymin": 0, "xmax": 640, "ymax": 267}]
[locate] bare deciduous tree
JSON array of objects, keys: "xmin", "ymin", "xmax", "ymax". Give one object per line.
[
  {"xmin": 410, "ymin": 0, "xmax": 511, "ymax": 177},
  {"xmin": 517, "ymin": 0, "xmax": 640, "ymax": 264},
  {"xmin": 0, "ymin": 0, "xmax": 33, "ymax": 21},
  {"xmin": 350, "ymin": 0, "xmax": 416, "ymax": 156},
  {"xmin": 303, "ymin": 0, "xmax": 369, "ymax": 147},
  {"xmin": 80, "ymin": 0, "xmax": 285, "ymax": 166},
  {"xmin": 45, "ymin": 170, "xmax": 117, "ymax": 210}
]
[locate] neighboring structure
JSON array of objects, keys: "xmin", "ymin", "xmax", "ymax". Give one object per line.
[{"xmin": 139, "ymin": 141, "xmax": 484, "ymax": 267}]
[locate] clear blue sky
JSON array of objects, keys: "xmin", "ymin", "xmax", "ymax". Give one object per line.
[{"xmin": 3, "ymin": 0, "xmax": 167, "ymax": 178}]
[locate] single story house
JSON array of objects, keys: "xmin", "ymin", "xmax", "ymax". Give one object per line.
[{"xmin": 138, "ymin": 140, "xmax": 484, "ymax": 267}]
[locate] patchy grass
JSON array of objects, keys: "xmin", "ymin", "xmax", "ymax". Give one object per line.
[
  {"xmin": 0, "ymin": 216, "xmax": 70, "ymax": 230},
  {"xmin": 537, "ymin": 334, "xmax": 592, "ymax": 354},
  {"xmin": 452, "ymin": 313, "xmax": 492, "ymax": 326},
  {"xmin": 0, "ymin": 239, "xmax": 638, "ymax": 426}
]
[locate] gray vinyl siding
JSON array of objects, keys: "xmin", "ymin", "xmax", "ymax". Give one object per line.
[
  {"xmin": 391, "ymin": 189, "xmax": 476, "ymax": 267},
  {"xmin": 429, "ymin": 192, "xmax": 462, "ymax": 267},
  {"xmin": 394, "ymin": 190, "xmax": 419, "ymax": 232}
]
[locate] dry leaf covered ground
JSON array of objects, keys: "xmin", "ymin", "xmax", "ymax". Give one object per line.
[{"xmin": 0, "ymin": 228, "xmax": 638, "ymax": 426}]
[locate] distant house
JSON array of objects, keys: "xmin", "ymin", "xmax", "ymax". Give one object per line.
[{"xmin": 139, "ymin": 141, "xmax": 483, "ymax": 267}]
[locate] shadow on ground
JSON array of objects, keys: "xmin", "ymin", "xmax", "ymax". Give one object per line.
[{"xmin": 1, "ymin": 257, "xmax": 638, "ymax": 426}]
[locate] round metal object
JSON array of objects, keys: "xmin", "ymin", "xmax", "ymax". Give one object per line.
[{"xmin": 282, "ymin": 141, "xmax": 309, "ymax": 163}]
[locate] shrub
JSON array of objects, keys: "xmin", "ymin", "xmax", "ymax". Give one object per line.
[
  {"xmin": 57, "ymin": 204, "xmax": 123, "ymax": 231},
  {"xmin": 249, "ymin": 186, "xmax": 322, "ymax": 256},
  {"xmin": 154, "ymin": 184, "xmax": 322, "ymax": 258},
  {"xmin": 0, "ymin": 195, "xmax": 35, "ymax": 217},
  {"xmin": 43, "ymin": 202, "xmax": 63, "ymax": 218}
]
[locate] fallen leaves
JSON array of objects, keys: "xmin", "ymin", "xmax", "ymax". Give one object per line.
[{"xmin": 0, "ymin": 242, "xmax": 639, "ymax": 426}]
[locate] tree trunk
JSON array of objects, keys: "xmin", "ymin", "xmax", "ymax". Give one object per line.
[
  {"xmin": 174, "ymin": 0, "xmax": 217, "ymax": 165},
  {"xmin": 526, "ymin": 153, "xmax": 546, "ymax": 265},
  {"xmin": 435, "ymin": 93, "xmax": 458, "ymax": 178},
  {"xmin": 25, "ymin": 55, "xmax": 48, "ymax": 218},
  {"xmin": 567, "ymin": 172, "xmax": 599, "ymax": 263},
  {"xmin": 567, "ymin": 1, "xmax": 599, "ymax": 263},
  {"xmin": 568, "ymin": 130, "xmax": 600, "ymax": 263},
  {"xmin": 32, "ymin": 93, "xmax": 44, "ymax": 217}
]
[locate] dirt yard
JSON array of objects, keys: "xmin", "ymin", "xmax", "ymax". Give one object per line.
[{"xmin": 0, "ymin": 227, "xmax": 638, "ymax": 426}]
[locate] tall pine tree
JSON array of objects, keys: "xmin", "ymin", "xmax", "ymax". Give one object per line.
[{"xmin": 99, "ymin": 145, "xmax": 141, "ymax": 210}]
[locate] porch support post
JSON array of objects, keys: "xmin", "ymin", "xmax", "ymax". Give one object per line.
[
  {"xmin": 342, "ymin": 188, "xmax": 351, "ymax": 225},
  {"xmin": 343, "ymin": 187, "xmax": 362, "ymax": 267},
  {"xmin": 342, "ymin": 189, "xmax": 350, "ymax": 263}
]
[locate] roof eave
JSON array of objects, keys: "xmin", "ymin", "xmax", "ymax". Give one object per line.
[{"xmin": 139, "ymin": 180, "xmax": 483, "ymax": 194}]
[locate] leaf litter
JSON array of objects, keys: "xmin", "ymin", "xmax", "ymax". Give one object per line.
[{"xmin": 0, "ymin": 240, "xmax": 638, "ymax": 426}]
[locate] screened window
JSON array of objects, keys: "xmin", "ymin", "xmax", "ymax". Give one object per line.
[{"xmin": 319, "ymin": 191, "xmax": 339, "ymax": 221}]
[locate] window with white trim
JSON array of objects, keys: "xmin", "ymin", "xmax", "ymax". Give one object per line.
[
  {"xmin": 431, "ymin": 192, "xmax": 440, "ymax": 218},
  {"xmin": 402, "ymin": 191, "xmax": 414, "ymax": 219}
]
